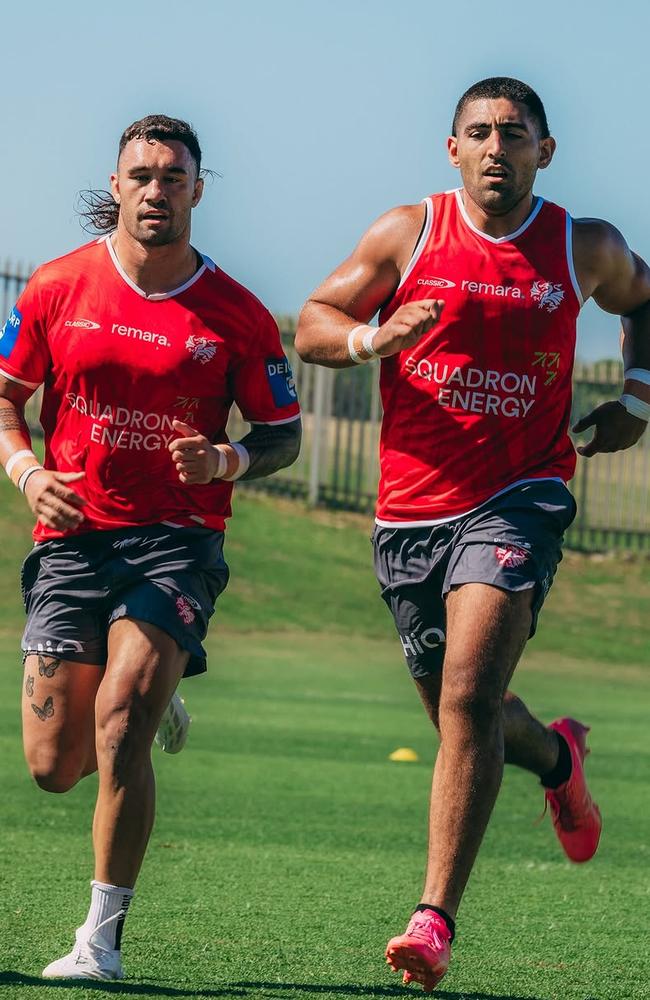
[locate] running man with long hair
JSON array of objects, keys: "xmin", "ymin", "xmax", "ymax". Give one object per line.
[{"xmin": 0, "ymin": 114, "xmax": 301, "ymax": 980}]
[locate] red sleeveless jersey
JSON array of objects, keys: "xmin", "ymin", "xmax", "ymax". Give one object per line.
[{"xmin": 376, "ymin": 189, "xmax": 582, "ymax": 525}]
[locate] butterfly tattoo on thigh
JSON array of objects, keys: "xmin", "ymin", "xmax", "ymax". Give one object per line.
[
  {"xmin": 32, "ymin": 697, "xmax": 54, "ymax": 722},
  {"xmin": 38, "ymin": 655, "xmax": 62, "ymax": 678}
]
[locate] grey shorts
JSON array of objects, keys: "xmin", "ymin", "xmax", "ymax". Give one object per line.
[
  {"xmin": 373, "ymin": 480, "xmax": 577, "ymax": 679},
  {"xmin": 20, "ymin": 524, "xmax": 230, "ymax": 677}
]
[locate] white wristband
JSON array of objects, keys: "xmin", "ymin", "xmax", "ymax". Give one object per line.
[
  {"xmin": 18, "ymin": 464, "xmax": 44, "ymax": 493},
  {"xmin": 347, "ymin": 324, "xmax": 374, "ymax": 364},
  {"xmin": 619, "ymin": 393, "xmax": 650, "ymax": 422},
  {"xmin": 212, "ymin": 447, "xmax": 228, "ymax": 479},
  {"xmin": 623, "ymin": 368, "xmax": 650, "ymax": 386},
  {"xmin": 221, "ymin": 443, "xmax": 250, "ymax": 481},
  {"xmin": 362, "ymin": 328, "xmax": 380, "ymax": 358},
  {"xmin": 212, "ymin": 443, "xmax": 250, "ymax": 482},
  {"xmin": 5, "ymin": 449, "xmax": 37, "ymax": 480}
]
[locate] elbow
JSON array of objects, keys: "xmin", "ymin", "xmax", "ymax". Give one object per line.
[
  {"xmin": 294, "ymin": 329, "xmax": 312, "ymax": 363},
  {"xmin": 294, "ymin": 305, "xmax": 316, "ymax": 362}
]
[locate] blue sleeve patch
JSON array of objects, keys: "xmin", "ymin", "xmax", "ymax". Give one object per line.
[
  {"xmin": 265, "ymin": 356, "xmax": 297, "ymax": 407},
  {"xmin": 0, "ymin": 306, "xmax": 22, "ymax": 359}
]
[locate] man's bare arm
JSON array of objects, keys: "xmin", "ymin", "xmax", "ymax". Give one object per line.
[
  {"xmin": 0, "ymin": 376, "xmax": 86, "ymax": 529},
  {"xmin": 168, "ymin": 418, "xmax": 302, "ymax": 485},
  {"xmin": 295, "ymin": 204, "xmax": 444, "ymax": 367},
  {"xmin": 572, "ymin": 221, "xmax": 650, "ymax": 456}
]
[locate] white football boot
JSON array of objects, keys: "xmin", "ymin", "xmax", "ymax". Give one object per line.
[
  {"xmin": 154, "ymin": 691, "xmax": 191, "ymax": 754},
  {"xmin": 41, "ymin": 916, "xmax": 124, "ymax": 980}
]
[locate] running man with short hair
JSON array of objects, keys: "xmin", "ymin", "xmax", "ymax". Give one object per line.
[
  {"xmin": 296, "ymin": 77, "xmax": 650, "ymax": 991},
  {"xmin": 0, "ymin": 114, "xmax": 301, "ymax": 980}
]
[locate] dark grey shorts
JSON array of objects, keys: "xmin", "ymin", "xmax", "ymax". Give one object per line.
[
  {"xmin": 373, "ymin": 480, "xmax": 577, "ymax": 679},
  {"xmin": 20, "ymin": 524, "xmax": 230, "ymax": 677}
]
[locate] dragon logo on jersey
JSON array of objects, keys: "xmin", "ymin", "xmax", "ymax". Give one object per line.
[
  {"xmin": 530, "ymin": 281, "xmax": 564, "ymax": 313},
  {"xmin": 185, "ymin": 335, "xmax": 217, "ymax": 364}
]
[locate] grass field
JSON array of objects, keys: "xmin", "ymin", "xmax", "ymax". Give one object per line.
[{"xmin": 0, "ymin": 483, "xmax": 649, "ymax": 1000}]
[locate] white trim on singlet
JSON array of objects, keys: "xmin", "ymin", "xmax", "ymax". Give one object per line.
[
  {"xmin": 0, "ymin": 365, "xmax": 41, "ymax": 390},
  {"xmin": 249, "ymin": 412, "xmax": 302, "ymax": 427},
  {"xmin": 374, "ymin": 476, "xmax": 566, "ymax": 529},
  {"xmin": 102, "ymin": 234, "xmax": 211, "ymax": 300},
  {"xmin": 161, "ymin": 520, "xmax": 183, "ymax": 528},
  {"xmin": 565, "ymin": 213, "xmax": 584, "ymax": 308},
  {"xmin": 454, "ymin": 188, "xmax": 545, "ymax": 244},
  {"xmin": 396, "ymin": 197, "xmax": 434, "ymax": 290}
]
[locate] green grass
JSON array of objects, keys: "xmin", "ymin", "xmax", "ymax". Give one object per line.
[{"xmin": 0, "ymin": 484, "xmax": 649, "ymax": 1000}]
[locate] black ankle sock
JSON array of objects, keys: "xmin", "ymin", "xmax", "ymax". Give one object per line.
[
  {"xmin": 414, "ymin": 904, "xmax": 455, "ymax": 941},
  {"xmin": 540, "ymin": 733, "xmax": 572, "ymax": 789}
]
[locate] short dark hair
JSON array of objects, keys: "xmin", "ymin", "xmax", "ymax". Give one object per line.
[
  {"xmin": 118, "ymin": 114, "xmax": 202, "ymax": 174},
  {"xmin": 452, "ymin": 77, "xmax": 550, "ymax": 139},
  {"xmin": 77, "ymin": 114, "xmax": 203, "ymax": 234}
]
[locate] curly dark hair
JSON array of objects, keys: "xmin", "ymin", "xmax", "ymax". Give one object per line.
[
  {"xmin": 77, "ymin": 114, "xmax": 203, "ymax": 234},
  {"xmin": 452, "ymin": 77, "xmax": 550, "ymax": 139}
]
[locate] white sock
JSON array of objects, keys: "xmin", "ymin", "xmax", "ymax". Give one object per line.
[{"xmin": 79, "ymin": 880, "xmax": 134, "ymax": 951}]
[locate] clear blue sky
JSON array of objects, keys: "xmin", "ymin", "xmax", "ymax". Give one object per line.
[{"xmin": 4, "ymin": 0, "xmax": 649, "ymax": 360}]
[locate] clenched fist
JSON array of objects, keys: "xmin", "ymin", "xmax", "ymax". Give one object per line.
[{"xmin": 372, "ymin": 299, "xmax": 445, "ymax": 358}]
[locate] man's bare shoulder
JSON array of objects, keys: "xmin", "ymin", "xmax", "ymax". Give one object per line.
[
  {"xmin": 573, "ymin": 217, "xmax": 629, "ymax": 268},
  {"xmin": 358, "ymin": 203, "xmax": 427, "ymax": 270}
]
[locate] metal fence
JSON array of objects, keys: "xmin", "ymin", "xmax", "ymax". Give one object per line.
[{"xmin": 2, "ymin": 265, "xmax": 648, "ymax": 552}]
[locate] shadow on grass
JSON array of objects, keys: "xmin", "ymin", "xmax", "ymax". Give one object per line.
[
  {"xmin": 0, "ymin": 973, "xmax": 243, "ymax": 997},
  {"xmin": 0, "ymin": 973, "xmax": 554, "ymax": 1000},
  {"xmin": 234, "ymin": 984, "xmax": 552, "ymax": 1000}
]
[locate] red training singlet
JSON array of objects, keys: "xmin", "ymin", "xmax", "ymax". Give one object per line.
[
  {"xmin": 376, "ymin": 190, "xmax": 582, "ymax": 525},
  {"xmin": 0, "ymin": 236, "xmax": 300, "ymax": 541}
]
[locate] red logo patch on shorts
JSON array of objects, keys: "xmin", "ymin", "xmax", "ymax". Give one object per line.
[
  {"xmin": 495, "ymin": 544, "xmax": 529, "ymax": 569},
  {"xmin": 176, "ymin": 595, "xmax": 196, "ymax": 624}
]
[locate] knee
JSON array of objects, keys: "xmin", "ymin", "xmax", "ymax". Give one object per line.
[
  {"xmin": 95, "ymin": 698, "xmax": 155, "ymax": 779},
  {"xmin": 439, "ymin": 676, "xmax": 504, "ymax": 735},
  {"xmin": 26, "ymin": 751, "xmax": 84, "ymax": 794}
]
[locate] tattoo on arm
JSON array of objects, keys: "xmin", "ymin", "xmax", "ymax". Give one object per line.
[
  {"xmin": 32, "ymin": 696, "xmax": 54, "ymax": 721},
  {"xmin": 25, "ymin": 675, "xmax": 34, "ymax": 697},
  {"xmin": 38, "ymin": 655, "xmax": 62, "ymax": 678},
  {"xmin": 0, "ymin": 409, "xmax": 28, "ymax": 434}
]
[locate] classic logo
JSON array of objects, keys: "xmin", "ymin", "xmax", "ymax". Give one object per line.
[
  {"xmin": 495, "ymin": 545, "xmax": 529, "ymax": 568},
  {"xmin": 530, "ymin": 281, "xmax": 564, "ymax": 313},
  {"xmin": 185, "ymin": 334, "xmax": 217, "ymax": 364},
  {"xmin": 64, "ymin": 318, "xmax": 101, "ymax": 329},
  {"xmin": 416, "ymin": 276, "xmax": 456, "ymax": 288}
]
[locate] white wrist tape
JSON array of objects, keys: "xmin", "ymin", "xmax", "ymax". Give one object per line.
[
  {"xmin": 5, "ymin": 449, "xmax": 37, "ymax": 480},
  {"xmin": 221, "ymin": 443, "xmax": 250, "ymax": 481},
  {"xmin": 623, "ymin": 368, "xmax": 650, "ymax": 386},
  {"xmin": 212, "ymin": 448, "xmax": 228, "ymax": 479},
  {"xmin": 347, "ymin": 325, "xmax": 375, "ymax": 364},
  {"xmin": 619, "ymin": 393, "xmax": 650, "ymax": 422},
  {"xmin": 361, "ymin": 328, "xmax": 380, "ymax": 359},
  {"xmin": 212, "ymin": 443, "xmax": 250, "ymax": 482},
  {"xmin": 18, "ymin": 465, "xmax": 44, "ymax": 493}
]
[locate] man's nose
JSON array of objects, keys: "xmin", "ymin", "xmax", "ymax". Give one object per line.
[
  {"xmin": 144, "ymin": 179, "xmax": 165, "ymax": 202},
  {"xmin": 486, "ymin": 128, "xmax": 506, "ymax": 157}
]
